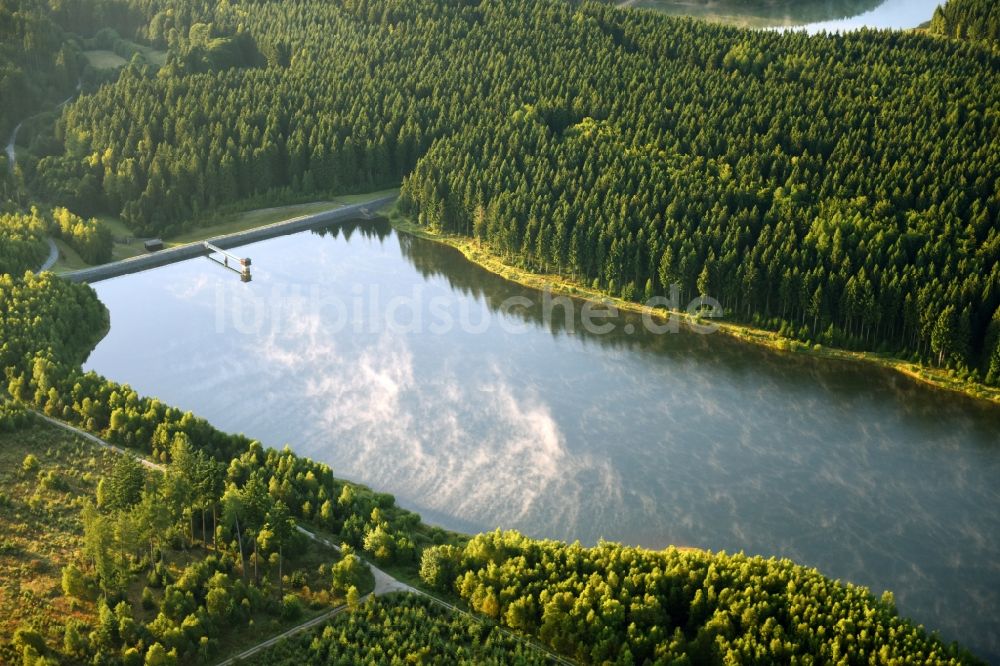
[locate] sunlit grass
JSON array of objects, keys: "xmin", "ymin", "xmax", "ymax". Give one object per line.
[{"xmin": 0, "ymin": 423, "xmax": 115, "ymax": 652}]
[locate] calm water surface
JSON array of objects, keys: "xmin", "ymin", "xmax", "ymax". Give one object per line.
[
  {"xmin": 638, "ymin": 0, "xmax": 941, "ymax": 31},
  {"xmin": 791, "ymin": 0, "xmax": 943, "ymax": 33},
  {"xmin": 85, "ymin": 221, "xmax": 1000, "ymax": 660}
]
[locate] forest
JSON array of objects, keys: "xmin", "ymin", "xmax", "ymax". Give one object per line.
[
  {"xmin": 930, "ymin": 0, "xmax": 1000, "ymax": 43},
  {"xmin": 419, "ymin": 531, "xmax": 978, "ymax": 664},
  {"xmin": 0, "ymin": 0, "xmax": 84, "ymax": 139},
  {"xmin": 0, "ymin": 254, "xmax": 983, "ymax": 663},
  {"xmin": 0, "ymin": 209, "xmax": 112, "ymax": 274},
  {"xmin": 11, "ymin": 0, "xmax": 994, "ymax": 386},
  {"xmin": 0, "ymin": 0, "xmax": 997, "ymax": 661},
  {"xmin": 243, "ymin": 595, "xmax": 551, "ymax": 665},
  {"xmin": 0, "ymin": 407, "xmax": 383, "ymax": 665},
  {"xmin": 0, "ymin": 211, "xmax": 48, "ymax": 275}
]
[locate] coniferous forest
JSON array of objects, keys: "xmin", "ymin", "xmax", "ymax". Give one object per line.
[
  {"xmin": 1, "ymin": 0, "xmax": 999, "ymax": 662},
  {"xmin": 0, "ymin": 292, "xmax": 983, "ymax": 660},
  {"xmin": 15, "ymin": 0, "xmax": 999, "ymax": 384}
]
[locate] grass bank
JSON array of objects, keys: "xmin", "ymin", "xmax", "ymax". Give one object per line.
[
  {"xmin": 0, "ymin": 423, "xmax": 115, "ymax": 650},
  {"xmin": 390, "ymin": 211, "xmax": 1000, "ymax": 407}
]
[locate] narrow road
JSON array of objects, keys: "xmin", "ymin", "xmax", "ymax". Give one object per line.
[
  {"xmin": 7, "ymin": 80, "xmax": 79, "ymax": 174},
  {"xmin": 8, "ymin": 83, "xmax": 81, "ymax": 272},
  {"xmin": 294, "ymin": 526, "xmax": 574, "ymax": 664},
  {"xmin": 37, "ymin": 237, "xmax": 58, "ymax": 273}
]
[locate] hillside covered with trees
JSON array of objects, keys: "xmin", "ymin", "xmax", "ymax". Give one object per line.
[
  {"xmin": 0, "ymin": 0, "xmax": 996, "ymax": 662},
  {"xmin": 24, "ymin": 0, "xmax": 998, "ymax": 387},
  {"xmin": 0, "ymin": 0, "xmax": 85, "ymax": 139},
  {"xmin": 0, "ymin": 242, "xmax": 984, "ymax": 663}
]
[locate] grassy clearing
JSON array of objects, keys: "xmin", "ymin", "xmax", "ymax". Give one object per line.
[
  {"xmin": 98, "ymin": 216, "xmax": 134, "ymax": 239},
  {"xmin": 0, "ymin": 422, "xmax": 115, "ymax": 654},
  {"xmin": 132, "ymin": 44, "xmax": 167, "ymax": 67},
  {"xmin": 391, "ymin": 210, "xmax": 1000, "ymax": 407},
  {"xmin": 51, "ymin": 238, "xmax": 88, "ymax": 272},
  {"xmin": 0, "ymin": 416, "xmax": 367, "ymax": 663},
  {"xmin": 83, "ymin": 40, "xmax": 166, "ymax": 70},
  {"xmin": 83, "ymin": 50, "xmax": 128, "ymax": 70},
  {"xmin": 51, "ymin": 217, "xmax": 144, "ymax": 272}
]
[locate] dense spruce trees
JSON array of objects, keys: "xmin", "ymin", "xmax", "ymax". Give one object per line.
[
  {"xmin": 421, "ymin": 530, "xmax": 979, "ymax": 664},
  {"xmin": 0, "ymin": 0, "xmax": 84, "ymax": 138}
]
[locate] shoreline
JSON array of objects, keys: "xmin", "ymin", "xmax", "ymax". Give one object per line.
[
  {"xmin": 56, "ymin": 192, "xmax": 1000, "ymax": 408},
  {"xmin": 390, "ymin": 212, "xmax": 1000, "ymax": 408},
  {"xmin": 60, "ymin": 196, "xmax": 396, "ymax": 284}
]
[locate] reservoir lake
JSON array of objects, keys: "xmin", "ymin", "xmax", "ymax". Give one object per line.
[{"xmin": 84, "ymin": 220, "xmax": 1000, "ymax": 660}]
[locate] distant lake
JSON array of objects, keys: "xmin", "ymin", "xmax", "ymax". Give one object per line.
[
  {"xmin": 84, "ymin": 220, "xmax": 1000, "ymax": 661},
  {"xmin": 790, "ymin": 0, "xmax": 942, "ymax": 33},
  {"xmin": 633, "ymin": 0, "xmax": 941, "ymax": 31}
]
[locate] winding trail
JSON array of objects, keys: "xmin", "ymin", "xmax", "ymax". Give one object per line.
[
  {"xmin": 5, "ymin": 121, "xmax": 21, "ymax": 173},
  {"xmin": 8, "ymin": 81, "xmax": 81, "ymax": 272},
  {"xmin": 38, "ymin": 237, "xmax": 59, "ymax": 273},
  {"xmin": 30, "ymin": 410, "xmax": 575, "ymax": 664},
  {"xmin": 6, "ymin": 81, "xmax": 79, "ymax": 175}
]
